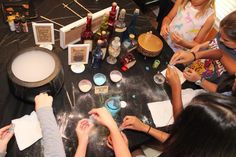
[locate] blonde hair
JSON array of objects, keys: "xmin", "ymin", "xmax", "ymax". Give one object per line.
[{"xmin": 180, "ymin": 0, "xmax": 215, "ymax": 18}]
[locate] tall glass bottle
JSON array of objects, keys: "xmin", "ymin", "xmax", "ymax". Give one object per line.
[
  {"xmin": 81, "ymin": 13, "xmax": 93, "ymax": 51},
  {"xmin": 107, "ymin": 2, "xmax": 117, "ymax": 37},
  {"xmin": 14, "ymin": 13, "xmax": 21, "ymax": 33},
  {"xmin": 122, "ymin": 8, "xmax": 139, "ymax": 42},
  {"xmin": 100, "ymin": 31, "xmax": 108, "ymax": 60},
  {"xmin": 107, "ymin": 37, "xmax": 121, "ymax": 64},
  {"xmin": 91, "ymin": 40, "xmax": 103, "ymax": 69},
  {"xmin": 114, "ymin": 9, "xmax": 126, "ymax": 33},
  {"xmin": 21, "ymin": 16, "xmax": 28, "ymax": 33}
]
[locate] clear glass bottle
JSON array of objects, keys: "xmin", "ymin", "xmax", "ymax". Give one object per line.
[
  {"xmin": 122, "ymin": 34, "xmax": 137, "ymax": 52},
  {"xmin": 107, "ymin": 2, "xmax": 117, "ymax": 37},
  {"xmin": 81, "ymin": 13, "xmax": 94, "ymax": 51},
  {"xmin": 107, "ymin": 37, "xmax": 121, "ymax": 64},
  {"xmin": 100, "ymin": 31, "xmax": 108, "ymax": 60},
  {"xmin": 91, "ymin": 40, "xmax": 103, "ymax": 69},
  {"xmin": 14, "ymin": 13, "xmax": 21, "ymax": 33},
  {"xmin": 114, "ymin": 9, "xmax": 126, "ymax": 32},
  {"xmin": 122, "ymin": 8, "xmax": 139, "ymax": 42},
  {"xmin": 21, "ymin": 16, "xmax": 28, "ymax": 33}
]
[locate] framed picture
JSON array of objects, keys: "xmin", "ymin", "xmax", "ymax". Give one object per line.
[
  {"xmin": 68, "ymin": 44, "xmax": 90, "ymax": 65},
  {"xmin": 32, "ymin": 22, "xmax": 55, "ymax": 45}
]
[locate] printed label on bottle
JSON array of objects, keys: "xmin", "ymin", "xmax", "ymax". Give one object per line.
[{"xmin": 84, "ymin": 40, "xmax": 93, "ymax": 51}]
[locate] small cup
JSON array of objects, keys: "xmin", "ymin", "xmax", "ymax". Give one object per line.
[
  {"xmin": 93, "ymin": 73, "xmax": 106, "ymax": 86},
  {"xmin": 105, "ymin": 97, "xmax": 121, "ymax": 118},
  {"xmin": 110, "ymin": 70, "xmax": 122, "ymax": 83},
  {"xmin": 78, "ymin": 79, "xmax": 92, "ymax": 92}
]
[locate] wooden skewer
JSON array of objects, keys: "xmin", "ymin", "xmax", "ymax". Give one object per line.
[
  {"xmin": 74, "ymin": 0, "xmax": 92, "ymax": 13},
  {"xmin": 62, "ymin": 3, "xmax": 83, "ymax": 19},
  {"xmin": 40, "ymin": 16, "xmax": 64, "ymax": 27}
]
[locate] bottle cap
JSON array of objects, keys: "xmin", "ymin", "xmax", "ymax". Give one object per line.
[
  {"xmin": 120, "ymin": 9, "xmax": 126, "ymax": 14},
  {"xmin": 87, "ymin": 13, "xmax": 93, "ymax": 18},
  {"xmin": 134, "ymin": 8, "xmax": 140, "ymax": 15},
  {"xmin": 97, "ymin": 40, "xmax": 103, "ymax": 45},
  {"xmin": 114, "ymin": 36, "xmax": 120, "ymax": 41},
  {"xmin": 112, "ymin": 2, "xmax": 117, "ymax": 7},
  {"xmin": 101, "ymin": 31, "xmax": 106, "ymax": 35},
  {"xmin": 129, "ymin": 34, "xmax": 135, "ymax": 39}
]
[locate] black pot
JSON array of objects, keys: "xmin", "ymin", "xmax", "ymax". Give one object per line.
[{"xmin": 7, "ymin": 47, "xmax": 64, "ymax": 103}]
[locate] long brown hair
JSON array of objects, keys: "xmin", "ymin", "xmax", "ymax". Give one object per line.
[{"xmin": 220, "ymin": 10, "xmax": 236, "ymax": 42}]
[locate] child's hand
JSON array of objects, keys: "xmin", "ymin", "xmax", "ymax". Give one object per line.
[
  {"xmin": 107, "ymin": 131, "xmax": 128, "ymax": 150},
  {"xmin": 0, "ymin": 125, "xmax": 14, "ymax": 153},
  {"xmin": 166, "ymin": 66, "xmax": 181, "ymax": 90},
  {"xmin": 183, "ymin": 68, "xmax": 201, "ymax": 82},
  {"xmin": 160, "ymin": 23, "xmax": 170, "ymax": 39},
  {"xmin": 190, "ymin": 44, "xmax": 201, "ymax": 53},
  {"xmin": 170, "ymin": 32, "xmax": 183, "ymax": 45},
  {"xmin": 34, "ymin": 93, "xmax": 53, "ymax": 111},
  {"xmin": 75, "ymin": 119, "xmax": 94, "ymax": 144},
  {"xmin": 120, "ymin": 116, "xmax": 148, "ymax": 132},
  {"xmin": 88, "ymin": 107, "xmax": 117, "ymax": 130},
  {"xmin": 169, "ymin": 50, "xmax": 195, "ymax": 65}
]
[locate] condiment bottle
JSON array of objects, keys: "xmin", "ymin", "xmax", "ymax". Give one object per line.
[
  {"xmin": 122, "ymin": 34, "xmax": 137, "ymax": 52},
  {"xmin": 7, "ymin": 15, "xmax": 15, "ymax": 31},
  {"xmin": 81, "ymin": 13, "xmax": 94, "ymax": 51},
  {"xmin": 14, "ymin": 14, "xmax": 21, "ymax": 33},
  {"xmin": 107, "ymin": 37, "xmax": 121, "ymax": 64},
  {"xmin": 114, "ymin": 9, "xmax": 126, "ymax": 32},
  {"xmin": 21, "ymin": 16, "xmax": 28, "ymax": 33},
  {"xmin": 107, "ymin": 2, "xmax": 117, "ymax": 37},
  {"xmin": 122, "ymin": 8, "xmax": 139, "ymax": 42},
  {"xmin": 100, "ymin": 31, "xmax": 108, "ymax": 60},
  {"xmin": 91, "ymin": 40, "xmax": 103, "ymax": 69}
]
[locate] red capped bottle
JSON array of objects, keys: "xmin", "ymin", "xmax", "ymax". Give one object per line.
[
  {"xmin": 107, "ymin": 2, "xmax": 117, "ymax": 37},
  {"xmin": 81, "ymin": 13, "xmax": 94, "ymax": 51}
]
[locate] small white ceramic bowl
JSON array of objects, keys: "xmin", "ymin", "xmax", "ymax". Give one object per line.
[
  {"xmin": 110, "ymin": 70, "xmax": 122, "ymax": 83},
  {"xmin": 78, "ymin": 79, "xmax": 92, "ymax": 92}
]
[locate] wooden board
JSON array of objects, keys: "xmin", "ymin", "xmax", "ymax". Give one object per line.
[{"xmin": 60, "ymin": 6, "xmax": 119, "ymax": 49}]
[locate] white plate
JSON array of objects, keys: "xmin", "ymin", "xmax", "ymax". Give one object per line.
[{"xmin": 71, "ymin": 64, "xmax": 85, "ymax": 73}]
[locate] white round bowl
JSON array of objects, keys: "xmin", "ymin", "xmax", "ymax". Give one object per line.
[{"xmin": 78, "ymin": 79, "xmax": 92, "ymax": 92}]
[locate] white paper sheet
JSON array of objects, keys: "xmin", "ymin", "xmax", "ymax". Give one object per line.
[
  {"xmin": 148, "ymin": 89, "xmax": 205, "ymax": 127},
  {"xmin": 161, "ymin": 66, "xmax": 186, "ymax": 84},
  {"xmin": 12, "ymin": 111, "xmax": 42, "ymax": 151}
]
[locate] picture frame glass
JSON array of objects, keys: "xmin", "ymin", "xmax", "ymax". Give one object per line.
[
  {"xmin": 68, "ymin": 44, "xmax": 90, "ymax": 65},
  {"xmin": 32, "ymin": 23, "xmax": 55, "ymax": 45}
]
